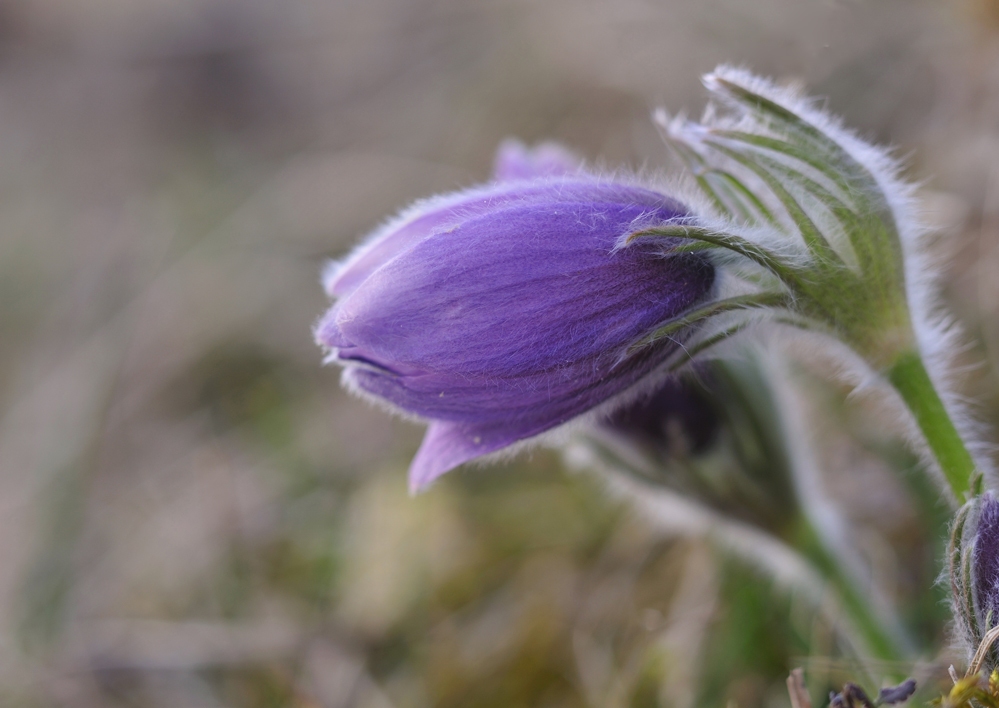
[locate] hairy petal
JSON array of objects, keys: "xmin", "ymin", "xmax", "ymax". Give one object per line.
[
  {"xmin": 409, "ymin": 421, "xmax": 533, "ymax": 492},
  {"xmin": 316, "ymin": 176, "xmax": 715, "ymax": 486},
  {"xmin": 323, "ymin": 179, "xmax": 675, "ymax": 298}
]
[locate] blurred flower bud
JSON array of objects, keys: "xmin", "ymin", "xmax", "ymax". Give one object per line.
[
  {"xmin": 974, "ymin": 495, "xmax": 999, "ymax": 631},
  {"xmin": 315, "ymin": 158, "xmax": 716, "ymax": 492},
  {"xmin": 602, "ymin": 371, "xmax": 721, "ymax": 458},
  {"xmin": 949, "ymin": 489, "xmax": 999, "ymax": 671},
  {"xmin": 593, "ymin": 359, "xmax": 797, "ymax": 534},
  {"xmin": 828, "ymin": 679, "xmax": 916, "ymax": 708},
  {"xmin": 491, "ymin": 139, "xmax": 582, "ymax": 182},
  {"xmin": 878, "ymin": 679, "xmax": 917, "ymax": 705}
]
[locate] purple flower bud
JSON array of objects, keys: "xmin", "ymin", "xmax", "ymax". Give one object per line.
[
  {"xmin": 974, "ymin": 493, "xmax": 999, "ymax": 630},
  {"xmin": 877, "ymin": 679, "xmax": 916, "ymax": 705},
  {"xmin": 315, "ymin": 171, "xmax": 715, "ymax": 491},
  {"xmin": 603, "ymin": 374, "xmax": 720, "ymax": 457},
  {"xmin": 949, "ymin": 489, "xmax": 999, "ymax": 669},
  {"xmin": 491, "ymin": 139, "xmax": 582, "ymax": 182}
]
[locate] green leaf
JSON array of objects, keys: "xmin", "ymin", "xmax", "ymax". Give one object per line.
[
  {"xmin": 712, "ymin": 129, "xmax": 856, "ymax": 203},
  {"xmin": 706, "ymin": 75, "xmax": 900, "ymax": 242},
  {"xmin": 705, "ymin": 130, "xmax": 906, "ymax": 273},
  {"xmin": 707, "ymin": 169, "xmax": 781, "ymax": 226},
  {"xmin": 662, "ymin": 132, "xmax": 739, "ymax": 219},
  {"xmin": 704, "ymin": 141, "xmax": 842, "ymax": 264},
  {"xmin": 707, "ymin": 75, "xmax": 851, "ymax": 162},
  {"xmin": 664, "ymin": 321, "xmax": 752, "ymax": 371},
  {"xmin": 662, "ymin": 121, "xmax": 781, "ymax": 227},
  {"xmin": 628, "ymin": 291, "xmax": 791, "ymax": 353},
  {"xmin": 627, "ymin": 224, "xmax": 801, "ymax": 284}
]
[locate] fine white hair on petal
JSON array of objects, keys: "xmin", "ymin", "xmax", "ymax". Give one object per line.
[
  {"xmin": 338, "ymin": 367, "xmax": 427, "ymax": 426},
  {"xmin": 320, "ymin": 258, "xmax": 341, "ymax": 297},
  {"xmin": 321, "ymin": 181, "xmax": 520, "ymax": 296},
  {"xmin": 321, "ymin": 167, "xmax": 682, "ymax": 301},
  {"xmin": 441, "ymin": 350, "xmax": 721, "ymax": 478}
]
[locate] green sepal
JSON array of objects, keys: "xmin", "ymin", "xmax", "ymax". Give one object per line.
[
  {"xmin": 628, "ymin": 291, "xmax": 791, "ymax": 354},
  {"xmin": 704, "ymin": 129, "xmax": 904, "ymax": 283},
  {"xmin": 702, "ymin": 140, "xmax": 842, "ymax": 263},
  {"xmin": 662, "ymin": 321, "xmax": 752, "ymax": 372},
  {"xmin": 628, "ymin": 225, "xmax": 800, "ymax": 284},
  {"xmin": 950, "ymin": 500, "xmax": 982, "ymax": 648}
]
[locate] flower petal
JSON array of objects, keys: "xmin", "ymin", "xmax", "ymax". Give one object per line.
[
  {"xmin": 333, "ymin": 195, "xmax": 699, "ymax": 374},
  {"xmin": 318, "ymin": 176, "xmax": 714, "ymax": 482},
  {"xmin": 408, "ymin": 420, "xmax": 527, "ymax": 492},
  {"xmin": 322, "ymin": 178, "xmax": 676, "ymax": 299}
]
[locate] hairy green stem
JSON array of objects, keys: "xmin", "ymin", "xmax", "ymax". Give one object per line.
[
  {"xmin": 795, "ymin": 518, "xmax": 912, "ymax": 672},
  {"xmin": 887, "ymin": 351, "xmax": 976, "ymax": 502},
  {"xmin": 588, "ymin": 434, "xmax": 910, "ymax": 672}
]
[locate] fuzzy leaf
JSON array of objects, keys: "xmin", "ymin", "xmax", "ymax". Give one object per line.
[
  {"xmin": 628, "ymin": 291, "xmax": 791, "ymax": 353},
  {"xmin": 628, "ymin": 224, "xmax": 799, "ymax": 283}
]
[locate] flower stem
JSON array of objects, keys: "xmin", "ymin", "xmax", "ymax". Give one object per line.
[
  {"xmin": 587, "ymin": 437, "xmax": 911, "ymax": 671},
  {"xmin": 795, "ymin": 518, "xmax": 912, "ymax": 671},
  {"xmin": 887, "ymin": 350, "xmax": 976, "ymax": 502}
]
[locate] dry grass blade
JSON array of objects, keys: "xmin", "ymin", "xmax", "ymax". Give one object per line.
[{"xmin": 787, "ymin": 668, "xmax": 813, "ymax": 708}]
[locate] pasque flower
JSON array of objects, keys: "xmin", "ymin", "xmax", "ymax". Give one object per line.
[{"xmin": 315, "ymin": 144, "xmax": 715, "ymax": 491}]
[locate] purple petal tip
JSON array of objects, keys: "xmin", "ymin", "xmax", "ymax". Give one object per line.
[{"xmin": 408, "ymin": 421, "xmax": 520, "ymax": 493}]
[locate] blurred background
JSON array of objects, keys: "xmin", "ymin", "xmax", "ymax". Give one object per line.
[{"xmin": 2, "ymin": 0, "xmax": 999, "ymax": 705}]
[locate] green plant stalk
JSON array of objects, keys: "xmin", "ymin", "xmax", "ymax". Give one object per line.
[
  {"xmin": 794, "ymin": 518, "xmax": 912, "ymax": 674},
  {"xmin": 586, "ymin": 433, "xmax": 909, "ymax": 670},
  {"xmin": 887, "ymin": 350, "xmax": 977, "ymax": 502}
]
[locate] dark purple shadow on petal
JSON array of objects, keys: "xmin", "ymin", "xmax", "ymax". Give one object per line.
[
  {"xmin": 377, "ymin": 337, "xmax": 701, "ymax": 490},
  {"xmin": 345, "ymin": 333, "xmax": 681, "ymax": 426},
  {"xmin": 604, "ymin": 375, "xmax": 721, "ymax": 456}
]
